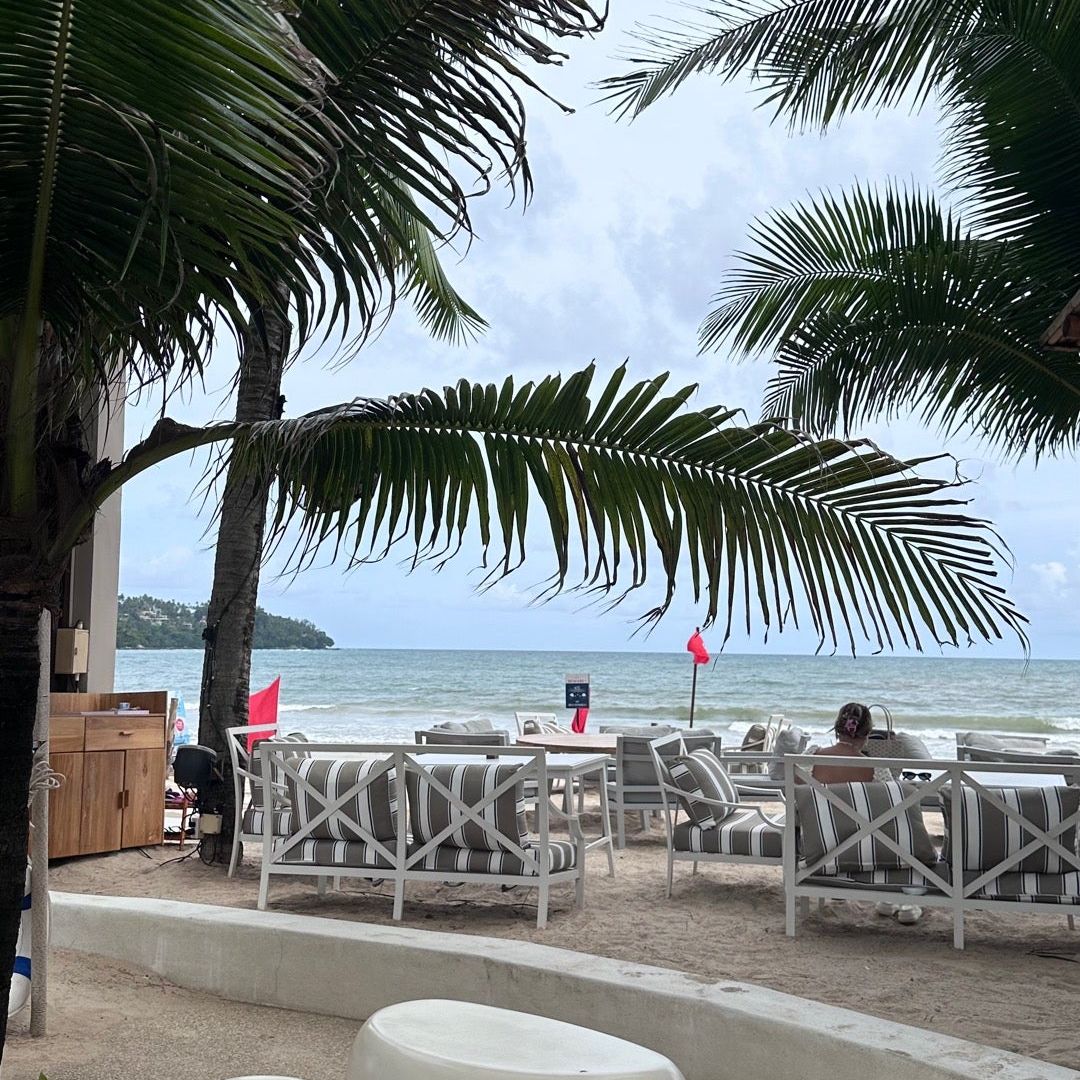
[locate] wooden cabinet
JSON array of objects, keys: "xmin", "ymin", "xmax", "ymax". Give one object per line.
[
  {"xmin": 121, "ymin": 747, "xmax": 168, "ymax": 848},
  {"xmin": 48, "ymin": 752, "xmax": 84, "ymax": 858},
  {"xmin": 81, "ymin": 751, "xmax": 126, "ymax": 854},
  {"xmin": 47, "ymin": 691, "xmax": 169, "ymax": 859}
]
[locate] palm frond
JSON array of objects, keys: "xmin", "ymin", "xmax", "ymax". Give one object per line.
[
  {"xmin": 701, "ymin": 184, "xmax": 1080, "ymax": 456},
  {"xmin": 938, "ymin": 1, "xmax": 1080, "ymax": 279},
  {"xmin": 0, "ymin": 0, "xmax": 352, "ymax": 386},
  {"xmin": 294, "ymin": 1, "xmax": 604, "ymax": 237},
  {"xmin": 378, "ymin": 182, "xmax": 487, "ymax": 347},
  {"xmin": 599, "ymin": 0, "xmax": 976, "ymax": 127},
  {"xmin": 213, "ymin": 365, "xmax": 1027, "ymax": 654}
]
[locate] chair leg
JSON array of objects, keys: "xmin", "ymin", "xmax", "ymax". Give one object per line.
[
  {"xmin": 575, "ymin": 868, "xmax": 585, "ymax": 910},
  {"xmin": 785, "ymin": 889, "xmax": 796, "ymax": 937},
  {"xmin": 818, "ymin": 897, "xmax": 827, "ymax": 912},
  {"xmin": 317, "ymin": 875, "xmax": 329, "ymax": 898},
  {"xmin": 258, "ymin": 869, "xmax": 270, "ymax": 911},
  {"xmin": 392, "ymin": 876, "xmax": 405, "ymax": 921},
  {"xmin": 798, "ymin": 895, "xmax": 810, "ymax": 918},
  {"xmin": 537, "ymin": 882, "xmax": 550, "ymax": 929},
  {"xmin": 953, "ymin": 909, "xmax": 965, "ymax": 950},
  {"xmin": 616, "ymin": 808, "xmax": 626, "ymax": 850},
  {"xmin": 692, "ymin": 860, "xmax": 698, "ymax": 876},
  {"xmin": 665, "ymin": 851, "xmax": 674, "ymax": 899},
  {"xmin": 1069, "ymin": 914, "xmax": 1076, "ymax": 932},
  {"xmin": 639, "ymin": 811, "xmax": 648, "ymax": 833}
]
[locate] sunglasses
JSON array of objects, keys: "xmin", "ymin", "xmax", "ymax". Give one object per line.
[{"xmin": 901, "ymin": 770, "xmax": 933, "ymax": 782}]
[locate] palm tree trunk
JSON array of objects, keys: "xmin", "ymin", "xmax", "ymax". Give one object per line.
[
  {"xmin": 0, "ymin": 587, "xmax": 45, "ymax": 1050},
  {"xmin": 195, "ymin": 300, "xmax": 289, "ymax": 859}
]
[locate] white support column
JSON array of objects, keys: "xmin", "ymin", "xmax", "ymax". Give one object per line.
[{"xmin": 67, "ymin": 387, "xmax": 125, "ymax": 692}]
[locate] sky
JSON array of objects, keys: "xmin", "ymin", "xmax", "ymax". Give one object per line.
[{"xmin": 116, "ymin": 1, "xmax": 1079, "ymax": 660}]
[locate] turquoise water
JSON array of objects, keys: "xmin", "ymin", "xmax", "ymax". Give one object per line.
[{"xmin": 114, "ymin": 649, "xmax": 1080, "ymax": 758}]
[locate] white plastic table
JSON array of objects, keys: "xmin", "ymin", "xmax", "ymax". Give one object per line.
[{"xmin": 348, "ymin": 999, "xmax": 685, "ymax": 1080}]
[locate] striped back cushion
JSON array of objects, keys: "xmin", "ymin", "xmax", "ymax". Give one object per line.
[
  {"xmin": 407, "ymin": 764, "xmax": 527, "ymax": 852},
  {"xmin": 796, "ymin": 781, "xmax": 937, "ymax": 872},
  {"xmin": 669, "ymin": 749, "xmax": 738, "ymax": 828},
  {"xmin": 249, "ymin": 732, "xmax": 308, "ymax": 808},
  {"xmin": 286, "ymin": 758, "xmax": 397, "ymax": 842},
  {"xmin": 941, "ymin": 785, "xmax": 1080, "ymax": 874}
]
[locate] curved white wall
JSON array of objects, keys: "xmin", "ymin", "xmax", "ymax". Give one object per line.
[{"xmin": 51, "ymin": 893, "xmax": 1076, "ymax": 1080}]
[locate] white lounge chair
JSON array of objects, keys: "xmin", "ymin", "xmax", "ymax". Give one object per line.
[
  {"xmin": 649, "ymin": 732, "xmax": 784, "ymax": 897},
  {"xmin": 257, "ymin": 742, "xmax": 585, "ymax": 928},
  {"xmin": 784, "ymin": 753, "xmax": 1080, "ymax": 948},
  {"xmin": 606, "ymin": 730, "xmax": 720, "ymax": 850},
  {"xmin": 224, "ymin": 723, "xmax": 310, "ymax": 877}
]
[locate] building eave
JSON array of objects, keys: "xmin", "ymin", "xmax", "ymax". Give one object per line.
[{"xmin": 1041, "ymin": 285, "xmax": 1080, "ymax": 350}]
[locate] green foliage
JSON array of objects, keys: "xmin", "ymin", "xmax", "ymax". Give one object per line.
[
  {"xmin": 116, "ymin": 595, "xmax": 333, "ymax": 650},
  {"xmin": 225, "ymin": 364, "xmax": 1026, "ymax": 653},
  {"xmin": 604, "ymin": 1, "xmax": 1080, "ymax": 459}
]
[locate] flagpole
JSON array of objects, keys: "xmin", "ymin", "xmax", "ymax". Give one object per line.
[
  {"xmin": 688, "ymin": 625, "xmax": 701, "ymax": 728},
  {"xmin": 689, "ymin": 662, "xmax": 698, "ymax": 729}
]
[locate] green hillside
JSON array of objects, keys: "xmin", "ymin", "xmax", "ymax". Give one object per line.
[{"xmin": 116, "ymin": 594, "xmax": 334, "ymax": 649}]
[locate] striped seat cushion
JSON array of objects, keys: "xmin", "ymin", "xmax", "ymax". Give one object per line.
[
  {"xmin": 241, "ymin": 805, "xmax": 293, "ymax": 836},
  {"xmin": 971, "ymin": 871, "xmax": 1080, "ymax": 904},
  {"xmin": 408, "ymin": 840, "xmax": 576, "ymax": 876},
  {"xmin": 941, "ymin": 785, "xmax": 1080, "ymax": 874},
  {"xmin": 805, "ymin": 867, "xmax": 940, "ymax": 892},
  {"xmin": 668, "ymin": 749, "xmax": 738, "ymax": 827},
  {"xmin": 796, "ymin": 781, "xmax": 937, "ymax": 872},
  {"xmin": 673, "ymin": 809, "xmax": 784, "ymax": 859},
  {"xmin": 407, "ymin": 764, "xmax": 527, "ymax": 852},
  {"xmin": 278, "ymin": 838, "xmax": 395, "ymax": 869},
  {"xmin": 286, "ymin": 758, "xmax": 397, "ymax": 842},
  {"xmin": 249, "ymin": 732, "xmax": 308, "ymax": 808}
]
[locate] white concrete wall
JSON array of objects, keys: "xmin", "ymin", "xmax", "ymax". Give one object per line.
[{"xmin": 50, "ymin": 894, "xmax": 1076, "ymax": 1080}]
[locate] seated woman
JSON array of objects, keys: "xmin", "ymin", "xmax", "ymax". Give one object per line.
[{"xmin": 809, "ymin": 702, "xmax": 875, "ymax": 784}]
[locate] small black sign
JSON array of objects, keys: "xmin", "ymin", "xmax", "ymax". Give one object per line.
[{"xmin": 565, "ymin": 674, "xmax": 590, "ymax": 709}]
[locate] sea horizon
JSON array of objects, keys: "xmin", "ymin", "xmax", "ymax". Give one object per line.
[{"xmin": 115, "ymin": 647, "xmax": 1080, "ymax": 759}]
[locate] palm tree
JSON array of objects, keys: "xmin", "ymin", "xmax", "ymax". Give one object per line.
[
  {"xmin": 0, "ymin": 0, "xmax": 1030, "ymax": 1046},
  {"xmin": 600, "ymin": 1, "xmax": 1080, "ymax": 457}
]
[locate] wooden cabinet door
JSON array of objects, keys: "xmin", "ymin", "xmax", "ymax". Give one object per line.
[
  {"xmin": 48, "ymin": 753, "xmax": 84, "ymax": 859},
  {"xmin": 81, "ymin": 751, "xmax": 125, "ymax": 854},
  {"xmin": 121, "ymin": 748, "xmax": 166, "ymax": 848}
]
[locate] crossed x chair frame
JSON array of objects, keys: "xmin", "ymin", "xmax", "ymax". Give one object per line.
[
  {"xmin": 225, "ymin": 722, "xmax": 299, "ymax": 878},
  {"xmin": 783, "ymin": 754, "xmax": 1080, "ymax": 949},
  {"xmin": 257, "ymin": 742, "xmax": 586, "ymax": 928},
  {"xmin": 649, "ymin": 733, "xmax": 785, "ymax": 898}
]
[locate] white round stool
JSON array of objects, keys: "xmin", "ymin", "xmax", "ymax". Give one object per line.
[{"xmin": 348, "ymin": 999, "xmax": 685, "ymax": 1080}]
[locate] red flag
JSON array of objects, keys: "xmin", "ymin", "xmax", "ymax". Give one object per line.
[
  {"xmin": 247, "ymin": 676, "xmax": 281, "ymax": 752},
  {"xmin": 571, "ymin": 707, "xmax": 589, "ymax": 733},
  {"xmin": 686, "ymin": 631, "xmax": 709, "ymax": 665}
]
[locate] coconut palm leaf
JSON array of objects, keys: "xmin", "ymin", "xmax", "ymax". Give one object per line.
[
  {"xmin": 294, "ymin": 0, "xmax": 604, "ymax": 230},
  {"xmin": 0, "ymin": 0, "xmax": 357, "ymax": 382},
  {"xmin": 598, "ymin": 0, "xmax": 977, "ymax": 126},
  {"xmin": 939, "ymin": 2, "xmax": 1080, "ymax": 278},
  {"xmin": 700, "ymin": 184, "xmax": 1080, "ymax": 456},
  {"xmin": 139, "ymin": 365, "xmax": 1024, "ymax": 654}
]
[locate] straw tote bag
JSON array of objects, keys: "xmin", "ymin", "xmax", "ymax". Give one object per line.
[{"xmin": 861, "ymin": 705, "xmax": 927, "ymax": 777}]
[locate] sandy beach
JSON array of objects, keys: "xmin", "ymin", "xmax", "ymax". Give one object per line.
[{"xmin": 18, "ymin": 805, "xmax": 1080, "ymax": 1075}]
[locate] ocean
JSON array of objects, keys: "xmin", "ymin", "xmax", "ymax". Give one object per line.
[{"xmin": 114, "ymin": 649, "xmax": 1080, "ymax": 759}]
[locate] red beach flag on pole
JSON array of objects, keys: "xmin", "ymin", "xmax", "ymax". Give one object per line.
[
  {"xmin": 686, "ymin": 629, "xmax": 708, "ymax": 728},
  {"xmin": 247, "ymin": 676, "xmax": 281, "ymax": 752}
]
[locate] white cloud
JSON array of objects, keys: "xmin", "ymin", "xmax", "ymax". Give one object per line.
[{"xmin": 1032, "ymin": 561, "xmax": 1070, "ymax": 594}]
